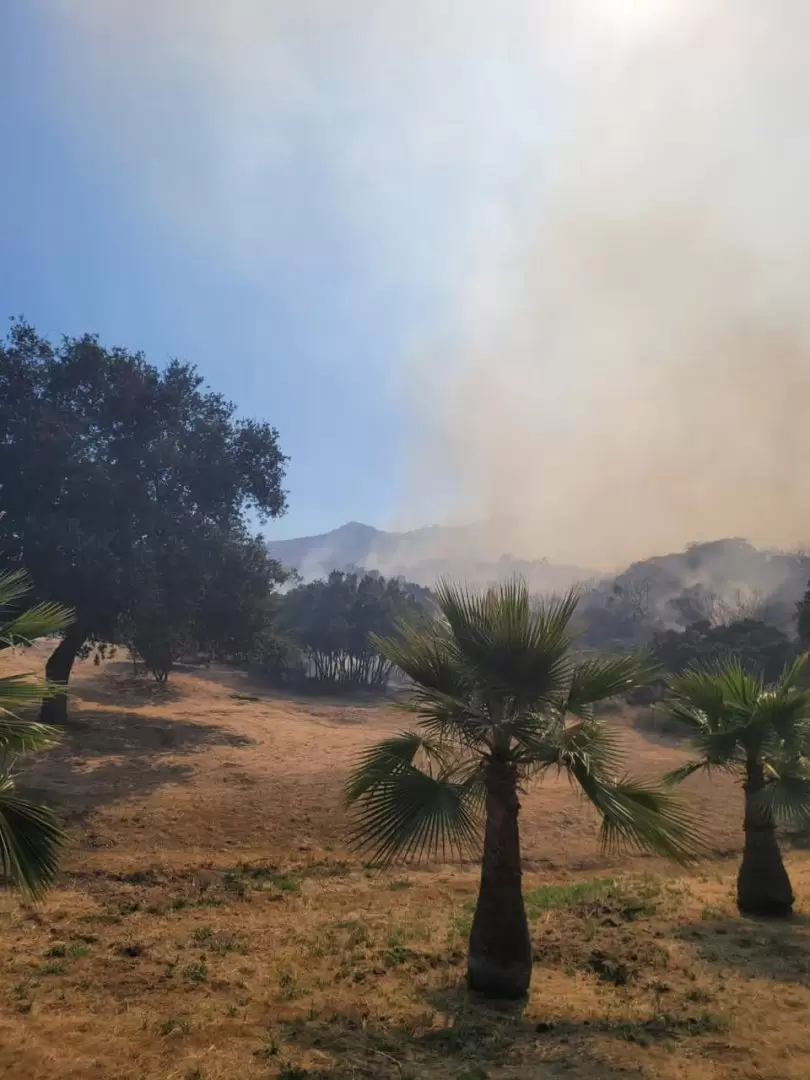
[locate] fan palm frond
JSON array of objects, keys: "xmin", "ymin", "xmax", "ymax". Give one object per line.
[
  {"xmin": 564, "ymin": 653, "xmax": 655, "ymax": 720},
  {"xmin": 344, "ymin": 731, "xmax": 446, "ymax": 801},
  {"xmin": 372, "ymin": 626, "xmax": 491, "ymax": 747},
  {"xmin": 0, "ymin": 565, "xmax": 69, "ymax": 899},
  {"xmin": 668, "ymin": 656, "xmax": 810, "ymax": 776},
  {"xmin": 0, "ymin": 776, "xmax": 64, "ymax": 900},
  {"xmin": 755, "ymin": 774, "xmax": 810, "ymax": 823},
  {"xmin": 431, "ymin": 579, "xmax": 575, "ymax": 707},
  {"xmin": 345, "ymin": 731, "xmax": 483, "ymax": 866},
  {"xmin": 0, "ymin": 708, "xmax": 60, "ymax": 755},
  {"xmin": 590, "ymin": 778, "xmax": 703, "ymax": 864},
  {"xmin": 0, "ymin": 568, "xmax": 74, "ymax": 645},
  {"xmin": 667, "ymin": 667, "xmax": 737, "ymax": 731},
  {"xmin": 0, "ymin": 571, "xmax": 37, "ymax": 614},
  {"xmin": 2, "ymin": 601, "xmax": 74, "ymax": 644},
  {"xmin": 545, "ymin": 717, "xmax": 626, "ymax": 777},
  {"xmin": 751, "ymin": 687, "xmax": 810, "ymax": 747}
]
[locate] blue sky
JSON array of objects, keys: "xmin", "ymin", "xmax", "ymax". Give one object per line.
[{"xmin": 0, "ymin": 2, "xmax": 494, "ymax": 540}]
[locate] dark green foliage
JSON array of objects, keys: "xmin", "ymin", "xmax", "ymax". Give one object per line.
[
  {"xmin": 0, "ymin": 319, "xmax": 287, "ymax": 711},
  {"xmin": 0, "ymin": 568, "xmax": 72, "ymax": 898},
  {"xmin": 120, "ymin": 529, "xmax": 288, "ymax": 681},
  {"xmin": 652, "ymin": 619, "xmax": 796, "ymax": 683},
  {"xmin": 666, "ymin": 657, "xmax": 810, "ymax": 917},
  {"xmin": 797, "ymin": 582, "xmax": 810, "ymax": 650},
  {"xmin": 269, "ymin": 570, "xmax": 428, "ymax": 690},
  {"xmin": 249, "ymin": 627, "xmax": 304, "ymax": 682}
]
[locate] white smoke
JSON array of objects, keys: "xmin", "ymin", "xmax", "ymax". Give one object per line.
[{"xmin": 49, "ymin": 1, "xmax": 810, "ymax": 569}]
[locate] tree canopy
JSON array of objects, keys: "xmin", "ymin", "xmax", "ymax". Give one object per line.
[
  {"xmin": 121, "ymin": 526, "xmax": 288, "ymax": 681},
  {"xmin": 651, "ymin": 618, "xmax": 796, "ymax": 684},
  {"xmin": 0, "ymin": 319, "xmax": 287, "ymax": 717},
  {"xmin": 267, "ymin": 571, "xmax": 429, "ymax": 689}
]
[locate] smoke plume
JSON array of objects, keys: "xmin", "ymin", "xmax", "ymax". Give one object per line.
[
  {"xmin": 51, "ymin": 1, "xmax": 810, "ymax": 568},
  {"xmin": 418, "ymin": 0, "xmax": 810, "ymax": 568}
]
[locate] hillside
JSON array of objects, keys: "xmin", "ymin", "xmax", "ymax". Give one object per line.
[
  {"xmin": 268, "ymin": 525, "xmax": 810, "ymax": 636},
  {"xmin": 266, "ymin": 520, "xmax": 595, "ymax": 591},
  {"xmin": 585, "ymin": 538, "xmax": 809, "ymax": 635}
]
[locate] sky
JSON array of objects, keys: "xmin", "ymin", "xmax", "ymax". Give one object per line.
[
  {"xmin": 3, "ymin": 2, "xmax": 810, "ymax": 566},
  {"xmin": 0, "ymin": 1, "xmax": 476, "ymax": 539}
]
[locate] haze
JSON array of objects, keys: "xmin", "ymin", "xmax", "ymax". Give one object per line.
[{"xmin": 49, "ymin": 0, "xmax": 810, "ymax": 569}]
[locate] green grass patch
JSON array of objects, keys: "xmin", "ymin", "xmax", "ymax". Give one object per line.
[
  {"xmin": 224, "ymin": 864, "xmax": 302, "ymax": 896},
  {"xmin": 524, "ymin": 878, "xmax": 618, "ymax": 916},
  {"xmin": 456, "ymin": 876, "xmax": 661, "ymax": 929},
  {"xmin": 525, "ymin": 876, "xmax": 661, "ymax": 920},
  {"xmin": 183, "ymin": 961, "xmax": 208, "ymax": 983},
  {"xmin": 40, "ymin": 961, "xmax": 66, "ymax": 975},
  {"xmin": 701, "ymin": 905, "xmax": 726, "ymax": 921}
]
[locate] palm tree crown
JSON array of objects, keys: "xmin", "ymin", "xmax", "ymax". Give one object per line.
[
  {"xmin": 346, "ymin": 580, "xmax": 700, "ymax": 998},
  {"xmin": 666, "ymin": 657, "xmax": 810, "ymax": 916},
  {"xmin": 348, "ymin": 580, "xmax": 698, "ymax": 865},
  {"xmin": 0, "ymin": 569, "xmax": 72, "ymax": 899}
]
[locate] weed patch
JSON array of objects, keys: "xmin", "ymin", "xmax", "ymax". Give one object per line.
[{"xmin": 158, "ymin": 1018, "xmax": 190, "ymax": 1036}]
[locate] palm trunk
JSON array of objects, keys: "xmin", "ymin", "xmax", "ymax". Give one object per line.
[
  {"xmin": 737, "ymin": 758, "xmax": 793, "ymax": 917},
  {"xmin": 467, "ymin": 758, "xmax": 531, "ymax": 998},
  {"xmin": 39, "ymin": 623, "xmax": 87, "ymax": 725}
]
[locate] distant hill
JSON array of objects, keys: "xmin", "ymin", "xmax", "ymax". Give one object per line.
[
  {"xmin": 266, "ymin": 520, "xmax": 595, "ymax": 592},
  {"xmin": 611, "ymin": 538, "xmax": 807, "ymax": 614},
  {"xmin": 267, "ymin": 525, "xmax": 810, "ymax": 637},
  {"xmin": 577, "ymin": 538, "xmax": 810, "ymax": 644}
]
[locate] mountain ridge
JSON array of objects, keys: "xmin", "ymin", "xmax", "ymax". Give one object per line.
[
  {"xmin": 266, "ymin": 524, "xmax": 810, "ymax": 633},
  {"xmin": 266, "ymin": 520, "xmax": 597, "ymax": 591}
]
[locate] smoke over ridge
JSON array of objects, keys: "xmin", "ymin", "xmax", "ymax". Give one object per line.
[{"xmin": 52, "ymin": 1, "xmax": 810, "ymax": 568}]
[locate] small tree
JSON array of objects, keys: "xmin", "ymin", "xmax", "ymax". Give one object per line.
[
  {"xmin": 0, "ymin": 569, "xmax": 70, "ymax": 898},
  {"xmin": 666, "ymin": 657, "xmax": 810, "ymax": 917},
  {"xmin": 119, "ymin": 602, "xmax": 191, "ymax": 683},
  {"xmin": 280, "ymin": 571, "xmax": 427, "ymax": 689},
  {"xmin": 346, "ymin": 580, "xmax": 699, "ymax": 999}
]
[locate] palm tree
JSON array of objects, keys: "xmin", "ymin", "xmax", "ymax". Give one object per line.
[
  {"xmin": 0, "ymin": 569, "xmax": 71, "ymax": 899},
  {"xmin": 666, "ymin": 657, "xmax": 810, "ymax": 918},
  {"xmin": 345, "ymin": 580, "xmax": 700, "ymax": 999}
]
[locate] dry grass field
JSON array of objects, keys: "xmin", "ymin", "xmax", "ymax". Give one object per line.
[{"xmin": 2, "ymin": 646, "xmax": 810, "ymax": 1079}]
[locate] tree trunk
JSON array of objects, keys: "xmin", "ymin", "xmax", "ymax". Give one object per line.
[
  {"xmin": 40, "ymin": 623, "xmax": 87, "ymax": 725},
  {"xmin": 737, "ymin": 758, "xmax": 793, "ymax": 917},
  {"xmin": 467, "ymin": 758, "xmax": 532, "ymax": 998}
]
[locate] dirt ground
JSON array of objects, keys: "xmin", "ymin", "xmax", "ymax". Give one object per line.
[{"xmin": 1, "ymin": 645, "xmax": 810, "ymax": 1079}]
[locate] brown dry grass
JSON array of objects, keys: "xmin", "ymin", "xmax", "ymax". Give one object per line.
[{"xmin": 1, "ymin": 645, "xmax": 810, "ymax": 1079}]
